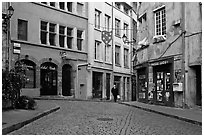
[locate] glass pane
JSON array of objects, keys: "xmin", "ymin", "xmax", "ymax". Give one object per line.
[
  {"xmin": 67, "ymin": 2, "xmax": 72, "ymax": 12},
  {"xmin": 59, "ymin": 26, "xmax": 65, "ymax": 34},
  {"xmin": 41, "ymin": 31, "xmax": 47, "ymax": 44},
  {"xmin": 59, "ymin": 35, "xmax": 65, "ymax": 47},
  {"xmin": 77, "ymin": 30, "xmax": 83, "ymax": 38},
  {"xmin": 49, "ymin": 23, "xmax": 56, "ymax": 32},
  {"xmin": 59, "ymin": 2, "xmax": 65, "ymax": 10},
  {"xmin": 49, "ymin": 33, "xmax": 55, "ymax": 45},
  {"xmin": 67, "ymin": 27, "xmax": 72, "ymax": 36},
  {"xmin": 41, "ymin": 21, "xmax": 47, "ymax": 30},
  {"xmin": 67, "ymin": 37, "xmax": 72, "ymax": 49}
]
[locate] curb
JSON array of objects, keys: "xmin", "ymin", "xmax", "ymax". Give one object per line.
[
  {"xmin": 119, "ymin": 102, "xmax": 202, "ymax": 126},
  {"xmin": 2, "ymin": 106, "xmax": 60, "ymax": 135}
]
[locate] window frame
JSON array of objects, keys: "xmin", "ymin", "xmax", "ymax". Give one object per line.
[
  {"xmin": 105, "ymin": 14, "xmax": 110, "ymax": 31},
  {"xmin": 67, "ymin": 2, "xmax": 72, "ymax": 12},
  {"xmin": 59, "ymin": 2, "xmax": 65, "ymax": 10},
  {"xmin": 95, "ymin": 40, "xmax": 103, "ymax": 61},
  {"xmin": 124, "ymin": 48, "xmax": 129, "ymax": 68},
  {"xmin": 115, "ymin": 18, "xmax": 121, "ymax": 37},
  {"xmin": 154, "ymin": 6, "xmax": 166, "ymax": 36},
  {"xmin": 50, "ymin": 2, "xmax": 55, "ymax": 7},
  {"xmin": 40, "ymin": 21, "xmax": 48, "ymax": 44},
  {"xmin": 77, "ymin": 30, "xmax": 83, "ymax": 51},
  {"xmin": 59, "ymin": 25, "xmax": 66, "ymax": 48},
  {"xmin": 105, "ymin": 44, "xmax": 112, "ymax": 63},
  {"xmin": 115, "ymin": 45, "xmax": 121, "ymax": 66},
  {"xmin": 49, "ymin": 23, "xmax": 56, "ymax": 46},
  {"xmin": 67, "ymin": 27, "xmax": 73, "ymax": 49},
  {"xmin": 18, "ymin": 19, "xmax": 28, "ymax": 41},
  {"xmin": 95, "ymin": 9, "xmax": 101, "ymax": 29},
  {"xmin": 123, "ymin": 23, "xmax": 129, "ymax": 39}
]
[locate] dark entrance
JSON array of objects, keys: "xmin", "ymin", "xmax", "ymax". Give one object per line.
[
  {"xmin": 137, "ymin": 68, "xmax": 148, "ymax": 102},
  {"xmin": 93, "ymin": 72, "xmax": 103, "ymax": 98},
  {"xmin": 131, "ymin": 75, "xmax": 136, "ymax": 101},
  {"xmin": 194, "ymin": 65, "xmax": 201, "ymax": 106},
  {"xmin": 40, "ymin": 62, "xmax": 57, "ymax": 95},
  {"xmin": 153, "ymin": 63, "xmax": 173, "ymax": 106},
  {"xmin": 106, "ymin": 73, "xmax": 110, "ymax": 100},
  {"xmin": 62, "ymin": 64, "xmax": 72, "ymax": 96}
]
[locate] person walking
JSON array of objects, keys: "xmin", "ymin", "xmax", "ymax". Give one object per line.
[{"xmin": 111, "ymin": 84, "xmax": 119, "ymax": 102}]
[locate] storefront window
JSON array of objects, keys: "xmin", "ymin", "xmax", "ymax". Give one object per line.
[{"xmin": 17, "ymin": 60, "xmax": 36, "ymax": 88}]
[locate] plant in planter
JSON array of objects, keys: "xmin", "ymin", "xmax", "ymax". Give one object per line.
[
  {"xmin": 16, "ymin": 95, "xmax": 37, "ymax": 110},
  {"xmin": 2, "ymin": 61, "xmax": 27, "ymax": 109}
]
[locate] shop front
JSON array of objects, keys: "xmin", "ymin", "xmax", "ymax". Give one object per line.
[{"xmin": 150, "ymin": 58, "xmax": 174, "ymax": 106}]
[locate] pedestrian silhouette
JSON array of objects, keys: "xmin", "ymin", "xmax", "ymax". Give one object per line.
[{"xmin": 111, "ymin": 84, "xmax": 119, "ymax": 102}]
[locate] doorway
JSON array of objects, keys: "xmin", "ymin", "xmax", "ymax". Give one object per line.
[
  {"xmin": 40, "ymin": 62, "xmax": 57, "ymax": 95},
  {"xmin": 153, "ymin": 63, "xmax": 173, "ymax": 106},
  {"xmin": 194, "ymin": 65, "xmax": 201, "ymax": 106},
  {"xmin": 106, "ymin": 73, "xmax": 110, "ymax": 100},
  {"xmin": 92, "ymin": 72, "xmax": 103, "ymax": 98},
  {"xmin": 62, "ymin": 64, "xmax": 72, "ymax": 96}
]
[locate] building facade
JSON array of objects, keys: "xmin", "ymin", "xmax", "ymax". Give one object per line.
[
  {"xmin": 134, "ymin": 2, "xmax": 202, "ymax": 108},
  {"xmin": 6, "ymin": 2, "xmax": 89, "ymax": 98},
  {"xmin": 86, "ymin": 2, "xmax": 137, "ymax": 101}
]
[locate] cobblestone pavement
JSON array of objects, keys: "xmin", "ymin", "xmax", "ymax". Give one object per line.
[{"xmin": 9, "ymin": 100, "xmax": 202, "ymax": 135}]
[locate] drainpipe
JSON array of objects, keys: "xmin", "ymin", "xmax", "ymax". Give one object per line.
[{"xmin": 181, "ymin": 2, "xmax": 186, "ymax": 108}]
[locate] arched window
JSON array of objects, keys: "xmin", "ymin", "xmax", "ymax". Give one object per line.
[{"xmin": 16, "ymin": 59, "xmax": 36, "ymax": 88}]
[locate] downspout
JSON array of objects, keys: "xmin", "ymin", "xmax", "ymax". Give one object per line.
[
  {"xmin": 181, "ymin": 2, "xmax": 186, "ymax": 108},
  {"xmin": 111, "ymin": 2, "xmax": 114, "ymax": 87}
]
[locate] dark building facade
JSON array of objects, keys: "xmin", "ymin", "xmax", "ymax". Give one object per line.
[{"xmin": 134, "ymin": 2, "xmax": 202, "ymax": 108}]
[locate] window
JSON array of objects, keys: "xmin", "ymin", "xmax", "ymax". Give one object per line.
[
  {"xmin": 115, "ymin": 2, "xmax": 120, "ymax": 9},
  {"xmin": 67, "ymin": 27, "xmax": 73, "ymax": 49},
  {"xmin": 115, "ymin": 19, "xmax": 120, "ymax": 37},
  {"xmin": 95, "ymin": 9, "xmax": 101, "ymax": 29},
  {"xmin": 50, "ymin": 2, "xmax": 55, "ymax": 7},
  {"xmin": 124, "ymin": 6, "xmax": 129, "ymax": 15},
  {"xmin": 77, "ymin": 30, "xmax": 83, "ymax": 50},
  {"xmin": 124, "ymin": 23, "xmax": 128, "ymax": 39},
  {"xmin": 95, "ymin": 41, "xmax": 102, "ymax": 60},
  {"xmin": 155, "ymin": 7, "xmax": 166, "ymax": 36},
  {"xmin": 67, "ymin": 2, "xmax": 72, "ymax": 12},
  {"xmin": 18, "ymin": 19, "xmax": 28, "ymax": 41},
  {"xmin": 115, "ymin": 45, "xmax": 120, "ymax": 66},
  {"xmin": 124, "ymin": 48, "xmax": 129, "ymax": 68},
  {"xmin": 105, "ymin": 14, "xmax": 110, "ymax": 31},
  {"xmin": 59, "ymin": 2, "xmax": 65, "ymax": 10},
  {"xmin": 77, "ymin": 2, "xmax": 83, "ymax": 15},
  {"xmin": 49, "ymin": 23, "xmax": 56, "ymax": 46},
  {"xmin": 40, "ymin": 21, "xmax": 48, "ymax": 44},
  {"xmin": 41, "ymin": 2, "xmax": 47, "ymax": 4},
  {"xmin": 59, "ymin": 25, "xmax": 65, "ymax": 48},
  {"xmin": 105, "ymin": 44, "xmax": 112, "ymax": 63},
  {"xmin": 20, "ymin": 60, "xmax": 36, "ymax": 88}
]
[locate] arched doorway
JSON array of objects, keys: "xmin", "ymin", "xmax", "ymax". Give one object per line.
[
  {"xmin": 40, "ymin": 62, "xmax": 57, "ymax": 95},
  {"xmin": 62, "ymin": 64, "xmax": 72, "ymax": 96}
]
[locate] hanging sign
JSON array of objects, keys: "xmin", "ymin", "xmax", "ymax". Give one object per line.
[
  {"xmin": 101, "ymin": 31, "xmax": 112, "ymax": 45},
  {"xmin": 13, "ymin": 43, "xmax": 21, "ymax": 54}
]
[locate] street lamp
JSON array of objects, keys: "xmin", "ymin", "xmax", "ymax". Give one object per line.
[
  {"xmin": 2, "ymin": 5, "xmax": 14, "ymax": 71},
  {"xmin": 122, "ymin": 34, "xmax": 136, "ymax": 44},
  {"xmin": 2, "ymin": 5, "xmax": 14, "ymax": 32}
]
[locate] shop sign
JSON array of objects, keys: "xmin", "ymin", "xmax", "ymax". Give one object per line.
[
  {"xmin": 41, "ymin": 65, "xmax": 56, "ymax": 70},
  {"xmin": 13, "ymin": 43, "xmax": 21, "ymax": 54},
  {"xmin": 150, "ymin": 60, "xmax": 169, "ymax": 66}
]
